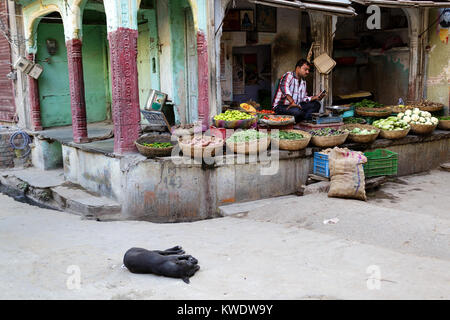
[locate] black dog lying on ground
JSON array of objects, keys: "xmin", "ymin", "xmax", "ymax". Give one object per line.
[{"xmin": 123, "ymin": 246, "xmax": 200, "ymax": 284}]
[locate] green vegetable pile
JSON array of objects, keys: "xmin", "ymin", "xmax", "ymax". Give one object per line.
[
  {"xmin": 214, "ymin": 110, "xmax": 254, "ymax": 121},
  {"xmin": 343, "ymin": 117, "xmax": 365, "ymax": 124},
  {"xmin": 227, "ymin": 129, "xmax": 268, "ymax": 143},
  {"xmin": 352, "ymin": 99, "xmax": 384, "ymax": 109},
  {"xmin": 373, "ymin": 117, "xmax": 410, "ymax": 131},
  {"xmin": 309, "ymin": 128, "xmax": 347, "ymax": 136},
  {"xmin": 271, "ymin": 130, "xmax": 304, "ymax": 140},
  {"xmin": 141, "ymin": 142, "xmax": 173, "ymax": 148},
  {"xmin": 439, "ymin": 116, "xmax": 450, "ymax": 120},
  {"xmin": 350, "ymin": 128, "xmax": 377, "ymax": 135}
]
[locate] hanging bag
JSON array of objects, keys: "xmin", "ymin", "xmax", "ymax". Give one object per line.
[{"xmin": 307, "ymin": 42, "xmax": 336, "ymax": 75}]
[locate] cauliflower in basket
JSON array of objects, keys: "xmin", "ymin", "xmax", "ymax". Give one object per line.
[
  {"xmin": 405, "ymin": 109, "xmax": 413, "ymax": 116},
  {"xmin": 403, "ymin": 115, "xmax": 411, "ymax": 123},
  {"xmin": 413, "ymin": 108, "xmax": 421, "ymax": 115},
  {"xmin": 431, "ymin": 117, "xmax": 438, "ymax": 125},
  {"xmin": 397, "ymin": 112, "xmax": 405, "ymax": 119},
  {"xmin": 411, "ymin": 114, "xmax": 420, "ymax": 122}
]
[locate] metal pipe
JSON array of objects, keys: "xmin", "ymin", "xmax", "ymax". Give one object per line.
[
  {"xmin": 353, "ymin": 0, "xmax": 450, "ymax": 8},
  {"xmin": 249, "ymin": 0, "xmax": 357, "ymax": 16}
]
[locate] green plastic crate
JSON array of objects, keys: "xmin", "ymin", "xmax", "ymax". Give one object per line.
[{"xmin": 363, "ymin": 149, "xmax": 398, "ymax": 177}]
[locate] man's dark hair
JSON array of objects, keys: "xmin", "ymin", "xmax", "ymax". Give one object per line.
[{"xmin": 295, "ymin": 59, "xmax": 311, "ymax": 69}]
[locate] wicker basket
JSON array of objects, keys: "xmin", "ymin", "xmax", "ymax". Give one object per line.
[
  {"xmin": 409, "ymin": 123, "xmax": 437, "ymax": 135},
  {"xmin": 212, "ymin": 115, "xmax": 257, "ymax": 129},
  {"xmin": 135, "ymin": 135, "xmax": 175, "ymax": 158},
  {"xmin": 260, "ymin": 115, "xmax": 295, "ymax": 126},
  {"xmin": 178, "ymin": 136, "xmax": 224, "ymax": 158},
  {"xmin": 343, "ymin": 124, "xmax": 380, "ymax": 143},
  {"xmin": 226, "ymin": 136, "xmax": 271, "ymax": 155},
  {"xmin": 406, "ymin": 101, "xmax": 444, "ymax": 112},
  {"xmin": 390, "ymin": 105, "xmax": 414, "ymax": 114},
  {"xmin": 379, "ymin": 128, "xmax": 410, "ymax": 139},
  {"xmin": 355, "ymin": 107, "xmax": 392, "ymax": 117},
  {"xmin": 271, "ymin": 130, "xmax": 311, "ymax": 151},
  {"xmin": 310, "ymin": 132, "xmax": 349, "ymax": 148},
  {"xmin": 438, "ymin": 119, "xmax": 450, "ymax": 130},
  {"xmin": 417, "ymin": 105, "xmax": 444, "ymax": 112}
]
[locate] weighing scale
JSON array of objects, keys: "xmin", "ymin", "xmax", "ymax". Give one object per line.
[{"xmin": 310, "ymin": 105, "xmax": 350, "ymax": 124}]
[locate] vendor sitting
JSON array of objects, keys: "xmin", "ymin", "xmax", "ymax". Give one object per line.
[{"xmin": 272, "ymin": 59, "xmax": 326, "ymax": 123}]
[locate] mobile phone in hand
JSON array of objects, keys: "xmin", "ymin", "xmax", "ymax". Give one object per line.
[{"xmin": 320, "ymin": 90, "xmax": 327, "ymax": 96}]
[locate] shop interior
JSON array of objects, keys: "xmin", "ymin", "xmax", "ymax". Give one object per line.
[
  {"xmin": 332, "ymin": 4, "xmax": 411, "ymax": 106},
  {"xmin": 220, "ymin": 1, "xmax": 314, "ymax": 110}
]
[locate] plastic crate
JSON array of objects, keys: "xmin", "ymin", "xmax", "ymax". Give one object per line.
[
  {"xmin": 363, "ymin": 149, "xmax": 398, "ymax": 177},
  {"xmin": 313, "ymin": 152, "xmax": 330, "ymax": 178}
]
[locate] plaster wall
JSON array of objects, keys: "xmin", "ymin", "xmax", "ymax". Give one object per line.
[
  {"xmin": 426, "ymin": 8, "xmax": 450, "ymax": 114},
  {"xmin": 31, "ymin": 138, "xmax": 63, "ymax": 170},
  {"xmin": 62, "ymin": 145, "xmax": 123, "ymax": 202}
]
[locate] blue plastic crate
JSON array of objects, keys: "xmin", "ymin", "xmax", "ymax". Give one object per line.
[{"xmin": 313, "ymin": 152, "xmax": 330, "ymax": 178}]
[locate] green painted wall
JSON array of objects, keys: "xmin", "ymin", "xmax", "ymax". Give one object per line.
[
  {"xmin": 426, "ymin": 8, "xmax": 450, "ymax": 113},
  {"xmin": 169, "ymin": 0, "xmax": 198, "ymax": 124},
  {"xmin": 37, "ymin": 23, "xmax": 109, "ymax": 128},
  {"xmin": 137, "ymin": 8, "xmax": 161, "ymax": 124}
]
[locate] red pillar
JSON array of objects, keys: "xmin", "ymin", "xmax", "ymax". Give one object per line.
[
  {"xmin": 197, "ymin": 31, "xmax": 210, "ymax": 131},
  {"xmin": 107, "ymin": 28, "xmax": 140, "ymax": 154},
  {"xmin": 27, "ymin": 54, "xmax": 42, "ymax": 131},
  {"xmin": 66, "ymin": 39, "xmax": 89, "ymax": 143}
]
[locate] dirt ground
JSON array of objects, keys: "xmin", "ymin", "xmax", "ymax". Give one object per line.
[{"xmin": 0, "ymin": 169, "xmax": 449, "ymax": 300}]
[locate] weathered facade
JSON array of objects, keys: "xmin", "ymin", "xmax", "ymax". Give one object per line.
[
  {"xmin": 0, "ymin": 0, "xmax": 16, "ymax": 123},
  {"xmin": 1, "ymin": 0, "xmax": 449, "ymax": 222},
  {"xmin": 7, "ymin": 0, "xmax": 213, "ymax": 153}
]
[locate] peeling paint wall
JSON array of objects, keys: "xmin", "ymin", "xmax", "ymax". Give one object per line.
[{"xmin": 426, "ymin": 8, "xmax": 450, "ymax": 114}]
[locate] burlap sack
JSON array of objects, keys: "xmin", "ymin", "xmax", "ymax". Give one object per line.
[{"xmin": 328, "ymin": 147, "xmax": 367, "ymax": 201}]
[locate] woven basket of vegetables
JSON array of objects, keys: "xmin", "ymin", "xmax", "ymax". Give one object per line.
[
  {"xmin": 309, "ymin": 128, "xmax": 349, "ymax": 148},
  {"xmin": 178, "ymin": 135, "xmax": 224, "ymax": 158},
  {"xmin": 409, "ymin": 123, "xmax": 437, "ymax": 135},
  {"xmin": 226, "ymin": 130, "xmax": 271, "ymax": 155},
  {"xmin": 373, "ymin": 117, "xmax": 411, "ymax": 140},
  {"xmin": 213, "ymin": 110, "xmax": 257, "ymax": 129},
  {"xmin": 270, "ymin": 130, "xmax": 311, "ymax": 151},
  {"xmin": 343, "ymin": 124, "xmax": 380, "ymax": 143},
  {"xmin": 379, "ymin": 128, "xmax": 410, "ymax": 139},
  {"xmin": 406, "ymin": 100, "xmax": 444, "ymax": 112},
  {"xmin": 260, "ymin": 115, "xmax": 295, "ymax": 126},
  {"xmin": 135, "ymin": 135, "xmax": 175, "ymax": 158},
  {"xmin": 355, "ymin": 107, "xmax": 392, "ymax": 117},
  {"xmin": 438, "ymin": 118, "xmax": 450, "ymax": 130}
]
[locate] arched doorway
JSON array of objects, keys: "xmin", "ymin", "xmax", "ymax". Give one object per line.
[{"xmin": 36, "ymin": 12, "xmax": 71, "ymax": 128}]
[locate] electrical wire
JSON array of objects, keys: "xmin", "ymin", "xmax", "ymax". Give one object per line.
[{"xmin": 9, "ymin": 130, "xmax": 32, "ymax": 158}]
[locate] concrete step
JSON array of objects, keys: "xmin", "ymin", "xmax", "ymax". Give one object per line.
[
  {"xmin": 51, "ymin": 183, "xmax": 121, "ymax": 221},
  {"xmin": 0, "ymin": 167, "xmax": 121, "ymax": 220}
]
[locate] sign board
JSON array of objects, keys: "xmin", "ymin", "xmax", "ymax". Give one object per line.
[
  {"xmin": 145, "ymin": 89, "xmax": 167, "ymax": 112},
  {"xmin": 141, "ymin": 110, "xmax": 171, "ymax": 132}
]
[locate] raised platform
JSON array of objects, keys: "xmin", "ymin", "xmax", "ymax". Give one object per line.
[{"xmin": 25, "ymin": 127, "xmax": 450, "ymax": 222}]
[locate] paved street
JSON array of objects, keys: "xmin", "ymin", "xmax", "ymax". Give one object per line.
[{"xmin": 0, "ymin": 169, "xmax": 449, "ymax": 300}]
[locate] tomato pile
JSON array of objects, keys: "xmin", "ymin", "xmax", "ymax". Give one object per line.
[{"xmin": 258, "ymin": 109, "xmax": 275, "ymax": 114}]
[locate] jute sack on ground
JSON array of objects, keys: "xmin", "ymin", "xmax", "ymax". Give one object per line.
[{"xmin": 327, "ymin": 147, "xmax": 368, "ymax": 201}]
